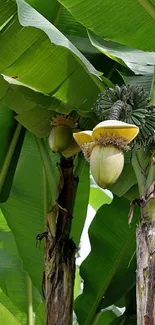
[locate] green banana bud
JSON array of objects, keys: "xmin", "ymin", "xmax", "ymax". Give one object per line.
[
  {"xmin": 62, "ymin": 139, "xmax": 81, "ymax": 158},
  {"xmin": 49, "ymin": 125, "xmax": 72, "ymax": 152}
]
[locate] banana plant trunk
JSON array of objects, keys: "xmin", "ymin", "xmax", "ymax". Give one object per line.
[
  {"xmin": 132, "ymin": 149, "xmax": 155, "ymax": 325},
  {"xmin": 136, "ymin": 217, "xmax": 155, "ymax": 325},
  {"xmin": 44, "ymin": 158, "xmax": 77, "ymax": 325}
]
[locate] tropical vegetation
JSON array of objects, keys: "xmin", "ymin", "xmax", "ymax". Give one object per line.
[{"xmin": 0, "ymin": 1, "xmax": 155, "ymax": 324}]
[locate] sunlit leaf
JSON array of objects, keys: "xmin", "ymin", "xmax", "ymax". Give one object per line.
[{"xmin": 59, "ymin": 0, "xmax": 155, "ymax": 52}]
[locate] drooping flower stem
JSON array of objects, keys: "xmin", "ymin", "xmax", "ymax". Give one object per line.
[{"xmin": 109, "ymin": 100, "xmax": 125, "ymax": 120}]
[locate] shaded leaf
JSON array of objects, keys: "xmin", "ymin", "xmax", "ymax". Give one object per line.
[
  {"xmin": 0, "ymin": 122, "xmax": 25, "ymax": 203},
  {"xmin": 110, "ymin": 315, "xmax": 136, "ymax": 325},
  {"xmin": 0, "ymin": 76, "xmax": 26, "ymax": 202},
  {"xmin": 78, "ymin": 114, "xmax": 99, "ymax": 131},
  {"xmin": 123, "ymin": 184, "xmax": 139, "ymax": 201},
  {"xmin": 1, "ymin": 79, "xmax": 70, "ymax": 137},
  {"xmin": 96, "ymin": 305, "xmax": 123, "ymax": 325},
  {"xmin": 25, "ymin": 0, "xmax": 60, "ymax": 24},
  {"xmin": 1, "ymin": 132, "xmax": 47, "ymax": 293},
  {"xmin": 109, "ymin": 163, "xmax": 137, "ymax": 197},
  {"xmin": 68, "ymin": 36, "xmax": 99, "ymax": 54},
  {"xmin": 119, "ymin": 71, "xmax": 154, "ymax": 94},
  {"xmin": 97, "ymin": 310, "xmax": 117, "ymax": 325},
  {"xmin": 89, "ymin": 32, "xmax": 155, "ymax": 75},
  {"xmin": 75, "ymin": 196, "xmax": 139, "ymax": 325},
  {"xmin": 0, "ymin": 210, "xmax": 42, "ymax": 317},
  {"xmin": 71, "ymin": 162, "xmax": 90, "ymax": 246}
]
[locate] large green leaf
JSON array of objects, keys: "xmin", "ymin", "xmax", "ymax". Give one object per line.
[
  {"xmin": 16, "ymin": 0, "xmax": 97, "ymax": 81},
  {"xmin": 75, "ymin": 196, "xmax": 139, "ymax": 325},
  {"xmin": 0, "ymin": 0, "xmax": 104, "ymax": 119},
  {"xmin": 26, "ymin": 0, "xmax": 88, "ymax": 39},
  {"xmin": 0, "ymin": 289, "xmax": 26, "ymax": 325},
  {"xmin": 0, "ymin": 303, "xmax": 22, "ymax": 325},
  {"xmin": 89, "ymin": 32, "xmax": 155, "ymax": 76},
  {"xmin": 0, "ymin": 210, "xmax": 43, "ymax": 323},
  {"xmin": 1, "ymin": 132, "xmax": 46, "ymax": 293},
  {"xmin": 0, "ymin": 131, "xmax": 59, "ymax": 295},
  {"xmin": 59, "ymin": 0, "xmax": 155, "ymax": 52}
]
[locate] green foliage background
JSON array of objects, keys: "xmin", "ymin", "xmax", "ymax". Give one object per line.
[{"xmin": 0, "ymin": 0, "xmax": 155, "ymax": 324}]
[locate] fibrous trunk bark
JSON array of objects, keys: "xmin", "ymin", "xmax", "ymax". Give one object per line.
[
  {"xmin": 44, "ymin": 158, "xmax": 77, "ymax": 325},
  {"xmin": 136, "ymin": 206, "xmax": 155, "ymax": 325}
]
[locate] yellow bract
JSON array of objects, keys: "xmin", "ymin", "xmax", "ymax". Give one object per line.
[
  {"xmin": 73, "ymin": 120, "xmax": 139, "ymax": 146},
  {"xmin": 93, "ymin": 120, "xmax": 139, "ymax": 143},
  {"xmin": 73, "ymin": 130, "xmax": 93, "ymax": 148}
]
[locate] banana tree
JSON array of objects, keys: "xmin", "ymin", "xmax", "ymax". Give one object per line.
[{"xmin": 0, "ymin": 1, "xmax": 155, "ymax": 325}]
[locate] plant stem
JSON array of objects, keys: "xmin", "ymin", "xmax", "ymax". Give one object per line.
[
  {"xmin": 0, "ymin": 123, "xmax": 22, "ymax": 193},
  {"xmin": 45, "ymin": 157, "xmax": 77, "ymax": 325},
  {"xmin": 136, "ymin": 219, "xmax": 155, "ymax": 325},
  {"xmin": 132, "ymin": 147, "xmax": 155, "ymax": 324},
  {"xmin": 43, "ymin": 167, "xmax": 48, "ymax": 228},
  {"xmin": 109, "ymin": 100, "xmax": 124, "ymax": 120},
  {"xmin": 26, "ymin": 274, "xmax": 34, "ymax": 325}
]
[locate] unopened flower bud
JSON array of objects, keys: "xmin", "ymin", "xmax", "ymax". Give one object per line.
[
  {"xmin": 90, "ymin": 145, "xmax": 124, "ymax": 189},
  {"xmin": 48, "ymin": 125, "xmax": 72, "ymax": 152}
]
